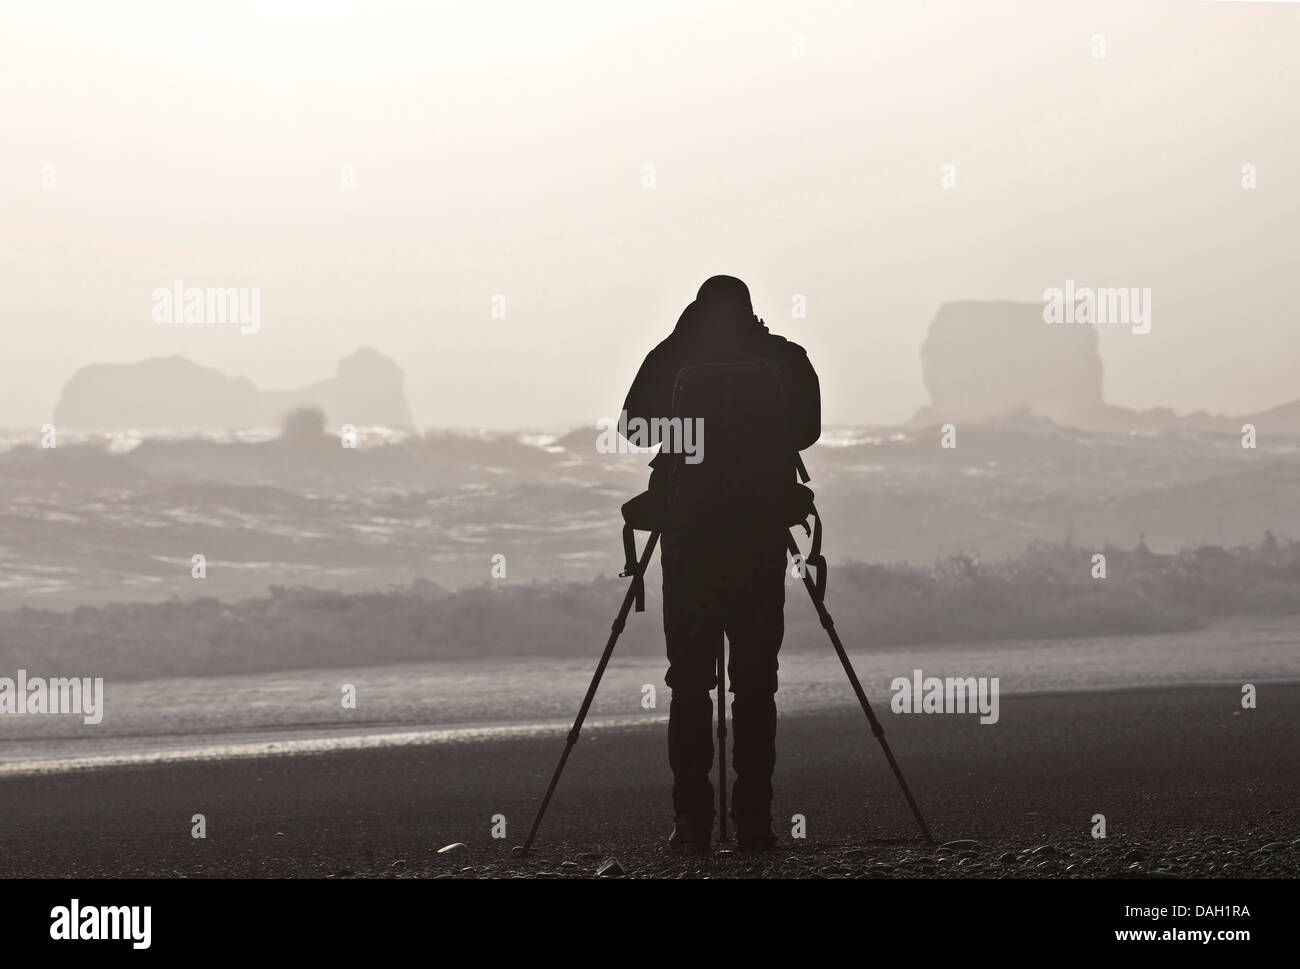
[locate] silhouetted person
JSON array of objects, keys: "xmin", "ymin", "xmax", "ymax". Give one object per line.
[{"xmin": 622, "ymin": 275, "xmax": 820, "ymax": 851}]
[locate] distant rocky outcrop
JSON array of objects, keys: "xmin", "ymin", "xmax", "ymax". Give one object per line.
[
  {"xmin": 53, "ymin": 348, "xmax": 415, "ymax": 430},
  {"xmin": 913, "ymin": 302, "xmax": 1106, "ymax": 428},
  {"xmin": 911, "ymin": 302, "xmax": 1298, "ymax": 434}
]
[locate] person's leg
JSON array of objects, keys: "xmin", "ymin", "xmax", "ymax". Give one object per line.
[
  {"xmin": 729, "ymin": 695, "xmax": 777, "ymax": 821},
  {"xmin": 723, "ymin": 528, "xmax": 787, "ymax": 844},
  {"xmin": 661, "ymin": 532, "xmax": 723, "ymax": 835},
  {"xmin": 667, "ymin": 690, "xmax": 714, "ymax": 821}
]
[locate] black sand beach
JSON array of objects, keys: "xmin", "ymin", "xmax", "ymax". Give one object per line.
[{"xmin": 2, "ymin": 684, "xmax": 1297, "ymax": 879}]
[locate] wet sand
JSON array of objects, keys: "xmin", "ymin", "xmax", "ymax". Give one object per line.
[{"xmin": 1, "ymin": 683, "xmax": 1297, "ymax": 878}]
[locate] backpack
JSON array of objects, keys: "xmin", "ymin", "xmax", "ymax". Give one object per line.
[
  {"xmin": 619, "ymin": 360, "xmax": 824, "ymax": 609},
  {"xmin": 667, "ymin": 360, "xmax": 795, "ymax": 530},
  {"xmin": 622, "ymin": 360, "xmax": 813, "ymax": 534}
]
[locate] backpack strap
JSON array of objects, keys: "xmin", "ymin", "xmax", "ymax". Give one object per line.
[
  {"xmin": 795, "ymin": 453, "xmax": 812, "ymax": 485},
  {"xmin": 620, "ymin": 524, "xmax": 647, "ymax": 612},
  {"xmin": 806, "ymin": 504, "xmax": 828, "ymax": 602},
  {"xmin": 794, "ymin": 454, "xmax": 828, "ymax": 602}
]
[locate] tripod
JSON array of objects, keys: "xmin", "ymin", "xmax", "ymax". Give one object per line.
[{"xmin": 516, "ymin": 510, "xmax": 936, "ymax": 855}]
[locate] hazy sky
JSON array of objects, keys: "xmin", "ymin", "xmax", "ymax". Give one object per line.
[{"xmin": 3, "ymin": 0, "xmax": 1298, "ymax": 430}]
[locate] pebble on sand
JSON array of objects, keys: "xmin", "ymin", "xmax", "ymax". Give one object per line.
[{"xmin": 597, "ymin": 858, "xmax": 626, "ymax": 877}]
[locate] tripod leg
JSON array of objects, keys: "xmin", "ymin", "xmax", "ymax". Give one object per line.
[
  {"xmin": 517, "ymin": 530, "xmax": 660, "ymax": 857},
  {"xmin": 785, "ymin": 532, "xmax": 936, "ymax": 844},
  {"xmin": 717, "ymin": 639, "xmax": 727, "ymax": 842}
]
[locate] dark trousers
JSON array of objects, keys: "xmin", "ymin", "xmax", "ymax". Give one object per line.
[{"xmin": 661, "ymin": 526, "xmax": 786, "ymax": 821}]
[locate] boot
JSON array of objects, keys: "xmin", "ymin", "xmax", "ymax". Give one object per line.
[
  {"xmin": 733, "ymin": 812, "xmax": 777, "ymax": 851},
  {"xmin": 668, "ymin": 813, "xmax": 714, "ymax": 854}
]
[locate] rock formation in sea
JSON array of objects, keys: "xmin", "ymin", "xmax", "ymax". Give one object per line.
[{"xmin": 53, "ymin": 348, "xmax": 415, "ymax": 430}]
